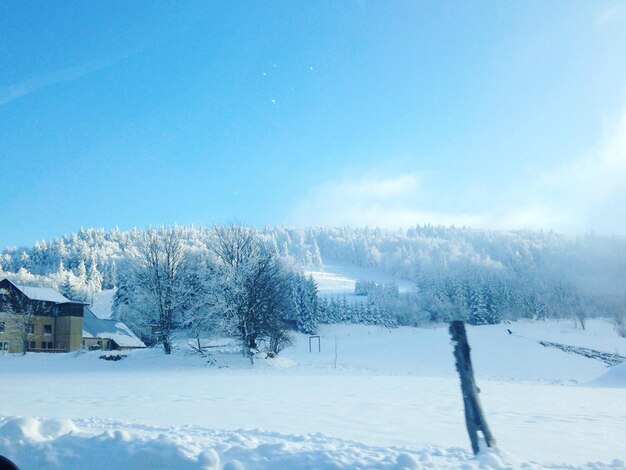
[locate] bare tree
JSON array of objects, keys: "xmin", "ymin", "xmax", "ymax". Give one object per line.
[
  {"xmin": 209, "ymin": 225, "xmax": 292, "ymax": 363},
  {"xmin": 1, "ymin": 288, "xmax": 47, "ymax": 354},
  {"xmin": 131, "ymin": 227, "xmax": 187, "ymax": 354},
  {"xmin": 179, "ymin": 255, "xmax": 224, "ymax": 354}
]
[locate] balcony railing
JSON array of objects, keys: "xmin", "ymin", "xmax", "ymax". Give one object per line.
[{"xmin": 27, "ymin": 348, "xmax": 69, "ymax": 353}]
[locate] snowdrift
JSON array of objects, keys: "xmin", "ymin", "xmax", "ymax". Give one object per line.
[
  {"xmin": 1, "ymin": 416, "xmax": 623, "ymax": 470},
  {"xmin": 592, "ymin": 362, "xmax": 626, "ymax": 388}
]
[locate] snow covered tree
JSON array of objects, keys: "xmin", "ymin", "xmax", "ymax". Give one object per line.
[
  {"xmin": 60, "ymin": 274, "xmax": 78, "ymax": 301},
  {"xmin": 102, "ymin": 260, "xmax": 117, "ymax": 290},
  {"xmin": 355, "ymin": 280, "xmax": 376, "ymax": 296},
  {"xmin": 126, "ymin": 227, "xmax": 188, "ymax": 354},
  {"xmin": 209, "ymin": 225, "xmax": 293, "ymax": 363},
  {"xmin": 288, "ymin": 273, "xmax": 320, "ymax": 334},
  {"xmin": 77, "ymin": 258, "xmax": 87, "ymax": 283},
  {"xmin": 87, "ymin": 253, "xmax": 103, "ymax": 296},
  {"xmin": 3, "ymin": 224, "xmax": 626, "ymax": 329},
  {"xmin": 177, "ymin": 253, "xmax": 224, "ymax": 349},
  {"xmin": 467, "ymin": 282, "xmax": 489, "ymax": 325}
]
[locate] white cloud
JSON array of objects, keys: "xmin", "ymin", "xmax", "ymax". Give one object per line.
[
  {"xmin": 596, "ymin": 3, "xmax": 626, "ymax": 28},
  {"xmin": 521, "ymin": 111, "xmax": 626, "ymax": 233},
  {"xmin": 290, "ymin": 111, "xmax": 626, "ymax": 234},
  {"xmin": 0, "ymin": 56, "xmax": 128, "ymax": 107},
  {"xmin": 290, "ymin": 171, "xmax": 483, "ymax": 228}
]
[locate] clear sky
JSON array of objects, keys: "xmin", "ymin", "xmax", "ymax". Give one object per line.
[{"xmin": 1, "ymin": 1, "xmax": 626, "ymax": 247}]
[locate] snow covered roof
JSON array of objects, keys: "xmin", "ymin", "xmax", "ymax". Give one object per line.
[
  {"xmin": 14, "ymin": 284, "xmax": 72, "ymax": 304},
  {"xmin": 82, "ymin": 307, "xmax": 145, "ymax": 348}
]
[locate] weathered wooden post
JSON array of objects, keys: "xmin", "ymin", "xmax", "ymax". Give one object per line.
[
  {"xmin": 309, "ymin": 335, "xmax": 321, "ymax": 353},
  {"xmin": 449, "ymin": 320, "xmax": 496, "ymax": 455}
]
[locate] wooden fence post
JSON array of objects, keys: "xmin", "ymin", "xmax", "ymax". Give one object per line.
[{"xmin": 449, "ymin": 320, "xmax": 496, "ymax": 455}]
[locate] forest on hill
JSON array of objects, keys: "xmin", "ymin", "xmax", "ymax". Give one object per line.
[{"xmin": 1, "ymin": 225, "xmax": 625, "ymax": 346}]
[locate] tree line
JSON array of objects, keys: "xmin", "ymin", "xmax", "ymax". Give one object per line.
[
  {"xmin": 112, "ymin": 226, "xmax": 319, "ymax": 359},
  {"xmin": 1, "ymin": 224, "xmax": 625, "ymax": 337}
]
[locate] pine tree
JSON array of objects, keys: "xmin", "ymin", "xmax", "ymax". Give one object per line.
[
  {"xmin": 310, "ymin": 239, "xmax": 322, "ymax": 266},
  {"xmin": 88, "ymin": 254, "xmax": 103, "ymax": 292},
  {"xmin": 60, "ymin": 274, "xmax": 76, "ymax": 301},
  {"xmin": 482, "ymin": 283, "xmax": 501, "ymax": 325},
  {"xmin": 468, "ymin": 281, "xmax": 489, "ymax": 325},
  {"xmin": 339, "ymin": 296, "xmax": 350, "ymax": 322},
  {"xmin": 77, "ymin": 258, "xmax": 87, "ymax": 283},
  {"xmin": 290, "ymin": 274, "xmax": 320, "ymax": 334},
  {"xmin": 353, "ymin": 301, "xmax": 365, "ymax": 323},
  {"xmin": 303, "ymin": 275, "xmax": 320, "ymax": 332},
  {"xmin": 102, "ymin": 260, "xmax": 117, "ymax": 290}
]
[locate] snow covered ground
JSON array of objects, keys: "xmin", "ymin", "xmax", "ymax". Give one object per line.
[{"xmin": 1, "ymin": 319, "xmax": 626, "ymax": 469}]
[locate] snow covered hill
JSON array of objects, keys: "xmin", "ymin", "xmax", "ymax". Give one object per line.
[{"xmin": 1, "ymin": 319, "xmax": 626, "ymax": 469}]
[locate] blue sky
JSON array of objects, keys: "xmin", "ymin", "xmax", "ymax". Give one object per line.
[{"xmin": 1, "ymin": 1, "xmax": 626, "ymax": 247}]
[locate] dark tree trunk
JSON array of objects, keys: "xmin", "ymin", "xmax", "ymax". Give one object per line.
[
  {"xmin": 449, "ymin": 320, "xmax": 496, "ymax": 455},
  {"xmin": 162, "ymin": 336, "xmax": 172, "ymax": 354},
  {"xmin": 246, "ymin": 335, "xmax": 257, "ymax": 364}
]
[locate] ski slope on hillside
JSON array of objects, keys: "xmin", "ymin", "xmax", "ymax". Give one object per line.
[
  {"xmin": 305, "ymin": 260, "xmax": 416, "ymax": 299},
  {"xmin": 1, "ymin": 320, "xmax": 626, "ymax": 469},
  {"xmin": 89, "ymin": 261, "xmax": 411, "ymax": 320}
]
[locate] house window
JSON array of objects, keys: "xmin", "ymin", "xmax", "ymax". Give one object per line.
[
  {"xmin": 41, "ymin": 342, "xmax": 47, "ymax": 349},
  {"xmin": 0, "ymin": 321, "xmax": 4, "ymax": 332},
  {"xmin": 1, "ymin": 342, "xmax": 9, "ymax": 350},
  {"xmin": 27, "ymin": 324, "xmax": 34, "ymax": 334},
  {"xmin": 29, "ymin": 341, "xmax": 35, "ymax": 349},
  {"xmin": 43, "ymin": 324, "xmax": 52, "ymax": 335},
  {"xmin": 47, "ymin": 342, "xmax": 53, "ymax": 349}
]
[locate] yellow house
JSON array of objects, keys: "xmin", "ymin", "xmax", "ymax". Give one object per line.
[{"xmin": 0, "ymin": 278, "xmax": 144, "ymax": 353}]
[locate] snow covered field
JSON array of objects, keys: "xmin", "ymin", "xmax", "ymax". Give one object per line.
[{"xmin": 1, "ymin": 319, "xmax": 626, "ymax": 469}]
